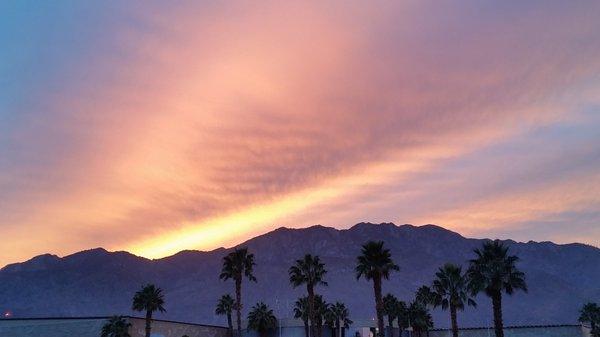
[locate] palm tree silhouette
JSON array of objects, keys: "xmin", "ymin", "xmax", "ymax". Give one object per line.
[
  {"xmin": 220, "ymin": 247, "xmax": 257, "ymax": 337},
  {"xmin": 414, "ymin": 286, "xmax": 437, "ymax": 308},
  {"xmin": 216, "ymin": 294, "xmax": 235, "ymax": 337},
  {"xmin": 132, "ymin": 284, "xmax": 166, "ymax": 337},
  {"xmin": 101, "ymin": 316, "xmax": 131, "ymax": 337},
  {"xmin": 247, "ymin": 302, "xmax": 277, "ymax": 337},
  {"xmin": 407, "ymin": 301, "xmax": 433, "ymax": 337},
  {"xmin": 383, "ymin": 293, "xmax": 399, "ymax": 337},
  {"xmin": 289, "ymin": 254, "xmax": 328, "ymax": 337},
  {"xmin": 294, "ymin": 296, "xmax": 311, "ymax": 337},
  {"xmin": 325, "ymin": 301, "xmax": 352, "ymax": 337},
  {"xmin": 579, "ymin": 302, "xmax": 600, "ymax": 337},
  {"xmin": 432, "ymin": 263, "xmax": 476, "ymax": 337},
  {"xmin": 313, "ymin": 295, "xmax": 329, "ymax": 337},
  {"xmin": 355, "ymin": 241, "xmax": 399, "ymax": 337},
  {"xmin": 467, "ymin": 240, "xmax": 527, "ymax": 337}
]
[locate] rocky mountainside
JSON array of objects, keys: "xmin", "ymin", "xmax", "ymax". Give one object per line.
[{"xmin": 1, "ymin": 223, "xmax": 598, "ymax": 328}]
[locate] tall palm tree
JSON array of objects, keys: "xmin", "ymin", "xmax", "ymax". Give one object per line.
[
  {"xmin": 579, "ymin": 302, "xmax": 600, "ymax": 337},
  {"xmin": 432, "ymin": 263, "xmax": 476, "ymax": 337},
  {"xmin": 101, "ymin": 316, "xmax": 131, "ymax": 337},
  {"xmin": 383, "ymin": 294, "xmax": 399, "ymax": 337},
  {"xmin": 132, "ymin": 284, "xmax": 166, "ymax": 337},
  {"xmin": 294, "ymin": 296, "xmax": 310, "ymax": 337},
  {"xmin": 325, "ymin": 302, "xmax": 352, "ymax": 337},
  {"xmin": 356, "ymin": 241, "xmax": 399, "ymax": 337},
  {"xmin": 467, "ymin": 240, "xmax": 527, "ymax": 337},
  {"xmin": 408, "ymin": 301, "xmax": 433, "ymax": 337},
  {"xmin": 247, "ymin": 302, "xmax": 277, "ymax": 337},
  {"xmin": 220, "ymin": 247, "xmax": 257, "ymax": 337},
  {"xmin": 216, "ymin": 294, "xmax": 235, "ymax": 337},
  {"xmin": 289, "ymin": 254, "xmax": 328, "ymax": 337}
]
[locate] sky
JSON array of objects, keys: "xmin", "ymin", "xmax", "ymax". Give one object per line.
[{"xmin": 1, "ymin": 1, "xmax": 599, "ymax": 266}]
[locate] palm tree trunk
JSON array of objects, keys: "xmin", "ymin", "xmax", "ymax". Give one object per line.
[
  {"xmin": 145, "ymin": 310, "xmax": 152, "ymax": 337},
  {"xmin": 450, "ymin": 304, "xmax": 458, "ymax": 337},
  {"xmin": 227, "ymin": 313, "xmax": 233, "ymax": 337},
  {"xmin": 308, "ymin": 285, "xmax": 315, "ymax": 337},
  {"xmin": 236, "ymin": 277, "xmax": 242, "ymax": 337},
  {"xmin": 388, "ymin": 316, "xmax": 394, "ymax": 337},
  {"xmin": 336, "ymin": 321, "xmax": 341, "ymax": 337},
  {"xmin": 491, "ymin": 291, "xmax": 504, "ymax": 337},
  {"xmin": 304, "ymin": 320, "xmax": 310, "ymax": 337},
  {"xmin": 373, "ymin": 274, "xmax": 385, "ymax": 337}
]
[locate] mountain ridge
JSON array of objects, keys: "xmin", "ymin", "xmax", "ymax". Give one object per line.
[{"xmin": 1, "ymin": 223, "xmax": 598, "ymax": 329}]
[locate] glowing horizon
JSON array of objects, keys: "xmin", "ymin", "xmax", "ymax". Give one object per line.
[{"xmin": 1, "ymin": 1, "xmax": 600, "ymax": 266}]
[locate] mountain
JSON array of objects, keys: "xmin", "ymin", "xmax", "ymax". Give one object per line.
[{"xmin": 0, "ymin": 223, "xmax": 598, "ymax": 328}]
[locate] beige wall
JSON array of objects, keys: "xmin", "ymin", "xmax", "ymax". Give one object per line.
[{"xmin": 128, "ymin": 317, "xmax": 229, "ymax": 337}]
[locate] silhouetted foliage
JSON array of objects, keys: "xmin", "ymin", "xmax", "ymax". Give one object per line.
[
  {"xmin": 356, "ymin": 241, "xmax": 399, "ymax": 337},
  {"xmin": 467, "ymin": 240, "xmax": 527, "ymax": 337},
  {"xmin": 221, "ymin": 248, "xmax": 257, "ymax": 337},
  {"xmin": 132, "ymin": 284, "xmax": 166, "ymax": 337},
  {"xmin": 290, "ymin": 254, "xmax": 328, "ymax": 337},
  {"xmin": 248, "ymin": 302, "xmax": 277, "ymax": 337},
  {"xmin": 101, "ymin": 316, "xmax": 131, "ymax": 337}
]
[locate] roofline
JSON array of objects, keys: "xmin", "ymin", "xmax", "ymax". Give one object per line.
[
  {"xmin": 0, "ymin": 316, "xmax": 227, "ymax": 329},
  {"xmin": 430, "ymin": 323, "xmax": 581, "ymax": 331}
]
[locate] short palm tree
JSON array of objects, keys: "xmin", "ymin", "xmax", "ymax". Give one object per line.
[
  {"xmin": 132, "ymin": 284, "xmax": 166, "ymax": 337},
  {"xmin": 383, "ymin": 293, "xmax": 399, "ymax": 337},
  {"xmin": 101, "ymin": 316, "xmax": 131, "ymax": 337},
  {"xmin": 467, "ymin": 240, "xmax": 527, "ymax": 337},
  {"xmin": 247, "ymin": 302, "xmax": 277, "ymax": 337},
  {"xmin": 325, "ymin": 302, "xmax": 352, "ymax": 337},
  {"xmin": 294, "ymin": 296, "xmax": 310, "ymax": 337},
  {"xmin": 394, "ymin": 301, "xmax": 409, "ymax": 335},
  {"xmin": 408, "ymin": 301, "xmax": 433, "ymax": 337},
  {"xmin": 579, "ymin": 302, "xmax": 600, "ymax": 337},
  {"xmin": 415, "ymin": 286, "xmax": 437, "ymax": 308},
  {"xmin": 216, "ymin": 294, "xmax": 235, "ymax": 337},
  {"xmin": 220, "ymin": 247, "xmax": 257, "ymax": 337},
  {"xmin": 313, "ymin": 294, "xmax": 329, "ymax": 337},
  {"xmin": 289, "ymin": 254, "xmax": 328, "ymax": 337},
  {"xmin": 432, "ymin": 263, "xmax": 476, "ymax": 337},
  {"xmin": 356, "ymin": 241, "xmax": 399, "ymax": 337}
]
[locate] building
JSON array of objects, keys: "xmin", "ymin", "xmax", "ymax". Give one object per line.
[{"xmin": 0, "ymin": 316, "xmax": 228, "ymax": 337}]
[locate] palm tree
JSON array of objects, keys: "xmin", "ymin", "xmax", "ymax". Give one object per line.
[
  {"xmin": 216, "ymin": 294, "xmax": 235, "ymax": 337},
  {"xmin": 356, "ymin": 241, "xmax": 399, "ymax": 337},
  {"xmin": 289, "ymin": 254, "xmax": 328, "ymax": 337},
  {"xmin": 294, "ymin": 296, "xmax": 310, "ymax": 337},
  {"xmin": 220, "ymin": 247, "xmax": 257, "ymax": 337},
  {"xmin": 432, "ymin": 263, "xmax": 476, "ymax": 337},
  {"xmin": 101, "ymin": 316, "xmax": 131, "ymax": 337},
  {"xmin": 408, "ymin": 301, "xmax": 433, "ymax": 337},
  {"xmin": 382, "ymin": 294, "xmax": 399, "ymax": 337},
  {"xmin": 132, "ymin": 284, "xmax": 166, "ymax": 337},
  {"xmin": 247, "ymin": 302, "xmax": 277, "ymax": 337},
  {"xmin": 325, "ymin": 302, "xmax": 352, "ymax": 337},
  {"xmin": 394, "ymin": 301, "xmax": 409, "ymax": 336},
  {"xmin": 312, "ymin": 294, "xmax": 329, "ymax": 337},
  {"xmin": 467, "ymin": 240, "xmax": 527, "ymax": 337},
  {"xmin": 579, "ymin": 302, "xmax": 600, "ymax": 337},
  {"xmin": 415, "ymin": 286, "xmax": 437, "ymax": 308}
]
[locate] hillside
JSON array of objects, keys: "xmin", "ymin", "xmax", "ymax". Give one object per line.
[{"xmin": 1, "ymin": 223, "xmax": 598, "ymax": 328}]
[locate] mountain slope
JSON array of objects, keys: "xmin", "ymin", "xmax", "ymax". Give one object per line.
[{"xmin": 1, "ymin": 223, "xmax": 598, "ymax": 328}]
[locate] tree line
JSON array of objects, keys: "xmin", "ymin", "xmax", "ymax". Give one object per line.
[
  {"xmin": 214, "ymin": 240, "xmax": 527, "ymax": 337},
  {"xmin": 100, "ymin": 239, "xmax": 599, "ymax": 337}
]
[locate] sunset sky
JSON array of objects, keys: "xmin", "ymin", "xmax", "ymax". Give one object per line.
[{"xmin": 1, "ymin": 1, "xmax": 599, "ymax": 266}]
